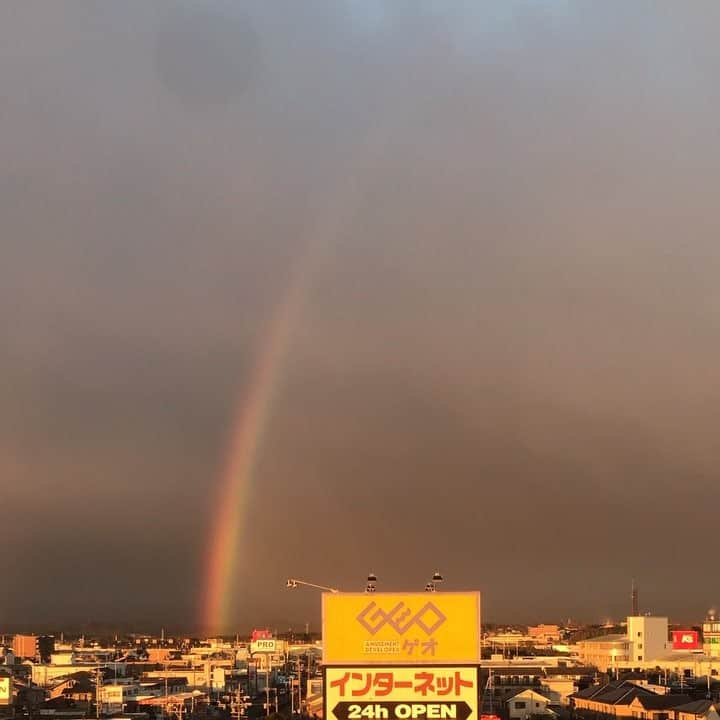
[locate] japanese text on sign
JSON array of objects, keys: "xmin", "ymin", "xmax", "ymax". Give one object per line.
[
  {"xmin": 324, "ymin": 666, "xmax": 479, "ymax": 720},
  {"xmin": 330, "ymin": 670, "xmax": 474, "ymax": 697}
]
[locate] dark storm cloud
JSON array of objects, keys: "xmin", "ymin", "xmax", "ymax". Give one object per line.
[
  {"xmin": 2, "ymin": 0, "xmax": 720, "ymax": 632},
  {"xmin": 155, "ymin": 5, "xmax": 260, "ymax": 107}
]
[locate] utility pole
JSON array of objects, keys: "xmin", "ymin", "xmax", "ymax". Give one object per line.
[
  {"xmin": 96, "ymin": 667, "xmax": 102, "ymax": 720},
  {"xmin": 487, "ymin": 669, "xmax": 494, "ymax": 715},
  {"xmin": 265, "ymin": 655, "xmax": 270, "ymax": 717},
  {"xmin": 298, "ymin": 659, "xmax": 303, "ymax": 716}
]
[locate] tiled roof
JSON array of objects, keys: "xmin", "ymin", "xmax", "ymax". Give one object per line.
[
  {"xmin": 505, "ymin": 688, "xmax": 551, "ymax": 702},
  {"xmin": 544, "ymin": 667, "xmax": 596, "ymax": 677},
  {"xmin": 571, "ymin": 680, "xmax": 654, "ymax": 705},
  {"xmin": 674, "ymin": 700, "xmax": 716, "ymax": 715},
  {"xmin": 634, "ymin": 694, "xmax": 691, "ymax": 710}
]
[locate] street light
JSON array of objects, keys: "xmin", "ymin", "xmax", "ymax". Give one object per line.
[
  {"xmin": 285, "ymin": 577, "xmax": 342, "ymax": 715},
  {"xmin": 285, "ymin": 578, "xmax": 339, "ymax": 593},
  {"xmin": 425, "ymin": 571, "xmax": 444, "ymax": 592}
]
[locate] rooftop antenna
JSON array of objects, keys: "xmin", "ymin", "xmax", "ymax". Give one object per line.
[{"xmin": 631, "ymin": 580, "xmax": 639, "ymax": 617}]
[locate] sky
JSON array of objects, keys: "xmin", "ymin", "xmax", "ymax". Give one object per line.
[{"xmin": 2, "ymin": 0, "xmax": 720, "ymax": 634}]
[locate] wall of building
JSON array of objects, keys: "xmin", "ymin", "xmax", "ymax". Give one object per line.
[
  {"xmin": 576, "ymin": 637, "xmax": 630, "ymax": 671},
  {"xmin": 627, "ymin": 617, "xmax": 669, "ymax": 663},
  {"xmin": 573, "ymin": 695, "xmax": 635, "ymax": 718},
  {"xmin": 541, "ymin": 678, "xmax": 576, "ymax": 706},
  {"xmin": 703, "ymin": 619, "xmax": 720, "ymax": 658},
  {"xmin": 528, "ymin": 626, "xmax": 561, "ymax": 644},
  {"xmin": 100, "ymin": 683, "xmax": 138, "ymax": 713},
  {"xmin": 50, "ymin": 652, "xmax": 74, "ymax": 665},
  {"xmin": 13, "ymin": 635, "xmax": 38, "ymax": 660},
  {"xmin": 144, "ymin": 668, "xmax": 215, "ymax": 689},
  {"xmin": 30, "ymin": 663, "xmax": 103, "ymax": 686},
  {"xmin": 677, "ymin": 707, "xmax": 720, "ymax": 720}
]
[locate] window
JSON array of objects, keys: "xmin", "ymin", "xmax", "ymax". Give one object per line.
[
  {"xmin": 515, "ymin": 702, "xmax": 527, "ymax": 709},
  {"xmin": 637, "ymin": 632, "xmax": 642, "ymax": 638},
  {"xmin": 535, "ymin": 703, "xmax": 540, "ymax": 708},
  {"xmin": 638, "ymin": 655, "xmax": 642, "ymax": 661},
  {"xmin": 638, "ymin": 643, "xmax": 643, "ymax": 649}
]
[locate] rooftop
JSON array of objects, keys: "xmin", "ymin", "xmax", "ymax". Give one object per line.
[
  {"xmin": 674, "ymin": 700, "xmax": 717, "ymax": 715},
  {"xmin": 633, "ymin": 695, "xmax": 691, "ymax": 710},
  {"xmin": 578, "ymin": 634, "xmax": 627, "ymax": 644}
]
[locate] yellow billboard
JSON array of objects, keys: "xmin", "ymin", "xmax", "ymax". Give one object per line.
[
  {"xmin": 322, "ymin": 592, "xmax": 480, "ymax": 665},
  {"xmin": 324, "ymin": 665, "xmax": 479, "ymax": 720},
  {"xmin": 0, "ymin": 676, "xmax": 10, "ymax": 706}
]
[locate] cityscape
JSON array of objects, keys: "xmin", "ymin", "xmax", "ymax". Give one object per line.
[
  {"xmin": 4, "ymin": 4, "xmax": 720, "ymax": 720},
  {"xmin": 3, "ymin": 583, "xmax": 720, "ymax": 720}
]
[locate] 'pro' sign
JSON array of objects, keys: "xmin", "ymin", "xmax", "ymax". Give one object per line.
[{"xmin": 251, "ymin": 639, "xmax": 278, "ymax": 654}]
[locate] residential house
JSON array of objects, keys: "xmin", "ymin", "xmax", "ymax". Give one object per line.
[
  {"xmin": 628, "ymin": 693, "xmax": 691, "ymax": 720},
  {"xmin": 571, "ymin": 679, "xmax": 656, "ymax": 718},
  {"xmin": 674, "ymin": 700, "xmax": 720, "ymax": 720},
  {"xmin": 506, "ymin": 689, "xmax": 556, "ymax": 720}
]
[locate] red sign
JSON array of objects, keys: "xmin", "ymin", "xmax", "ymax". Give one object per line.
[
  {"xmin": 672, "ymin": 630, "xmax": 700, "ymax": 650},
  {"xmin": 252, "ymin": 629, "xmax": 272, "ymax": 641}
]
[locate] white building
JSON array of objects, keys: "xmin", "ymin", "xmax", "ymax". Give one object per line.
[
  {"xmin": 100, "ymin": 684, "xmax": 141, "ymax": 713},
  {"xmin": 576, "ymin": 616, "xmax": 669, "ymax": 670},
  {"xmin": 576, "ymin": 634, "xmax": 630, "ymax": 670},
  {"xmin": 506, "ymin": 689, "xmax": 556, "ymax": 720},
  {"xmin": 627, "ymin": 616, "xmax": 668, "ymax": 663}
]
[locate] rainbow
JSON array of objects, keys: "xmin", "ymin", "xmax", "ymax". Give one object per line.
[
  {"xmin": 200, "ymin": 127, "xmax": 390, "ymax": 635},
  {"xmin": 200, "ymin": 258, "xmax": 310, "ymax": 636}
]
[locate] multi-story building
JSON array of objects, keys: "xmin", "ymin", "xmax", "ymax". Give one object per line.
[
  {"xmin": 576, "ymin": 617, "xmax": 669, "ymax": 670},
  {"xmin": 703, "ymin": 611, "xmax": 720, "ymax": 658},
  {"xmin": 576, "ymin": 634, "xmax": 631, "ymax": 671},
  {"xmin": 627, "ymin": 616, "xmax": 669, "ymax": 664},
  {"xmin": 12, "ymin": 635, "xmax": 54, "ymax": 663},
  {"xmin": 527, "ymin": 625, "xmax": 562, "ymax": 647}
]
